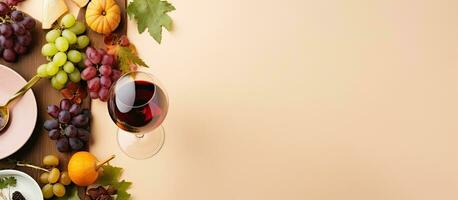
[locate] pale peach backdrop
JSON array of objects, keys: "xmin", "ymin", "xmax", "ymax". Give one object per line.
[{"xmin": 19, "ymin": 0, "xmax": 458, "ymax": 199}]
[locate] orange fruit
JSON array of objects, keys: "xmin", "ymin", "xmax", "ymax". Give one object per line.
[
  {"xmin": 68, "ymin": 151, "xmax": 99, "ymax": 186},
  {"xmin": 85, "ymin": 0, "xmax": 121, "ymax": 34}
]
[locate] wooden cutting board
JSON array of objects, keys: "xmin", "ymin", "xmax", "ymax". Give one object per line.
[{"xmin": 0, "ymin": 0, "xmax": 127, "ymax": 193}]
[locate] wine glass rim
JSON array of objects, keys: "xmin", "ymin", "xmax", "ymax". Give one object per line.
[{"xmin": 115, "ymin": 71, "xmax": 159, "ymax": 109}]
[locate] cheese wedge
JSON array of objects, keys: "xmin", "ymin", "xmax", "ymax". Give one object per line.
[
  {"xmin": 42, "ymin": 0, "xmax": 68, "ymax": 29},
  {"xmin": 70, "ymin": 0, "xmax": 90, "ymax": 7}
]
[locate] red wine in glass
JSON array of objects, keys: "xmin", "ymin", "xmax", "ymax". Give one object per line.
[
  {"xmin": 108, "ymin": 80, "xmax": 167, "ymax": 133},
  {"xmin": 107, "ymin": 71, "xmax": 169, "ymax": 159}
]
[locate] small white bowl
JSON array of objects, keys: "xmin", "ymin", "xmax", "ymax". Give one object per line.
[{"xmin": 0, "ymin": 170, "xmax": 43, "ymax": 200}]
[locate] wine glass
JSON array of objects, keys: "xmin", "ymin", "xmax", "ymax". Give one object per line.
[{"xmin": 107, "ymin": 71, "xmax": 169, "ymax": 159}]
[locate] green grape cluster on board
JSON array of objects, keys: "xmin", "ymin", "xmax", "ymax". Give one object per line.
[
  {"xmin": 38, "ymin": 155, "xmax": 73, "ymax": 199},
  {"xmin": 37, "ymin": 13, "xmax": 90, "ymax": 90}
]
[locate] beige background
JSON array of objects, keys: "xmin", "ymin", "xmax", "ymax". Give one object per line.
[{"xmin": 20, "ymin": 0, "xmax": 458, "ymax": 199}]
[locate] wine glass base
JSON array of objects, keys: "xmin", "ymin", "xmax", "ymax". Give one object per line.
[{"xmin": 117, "ymin": 126, "xmax": 165, "ymax": 160}]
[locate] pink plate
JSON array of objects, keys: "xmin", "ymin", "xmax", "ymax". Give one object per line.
[{"xmin": 0, "ymin": 65, "xmax": 37, "ymax": 160}]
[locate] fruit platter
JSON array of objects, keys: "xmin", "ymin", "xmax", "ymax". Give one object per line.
[{"xmin": 0, "ymin": 0, "xmax": 175, "ymax": 199}]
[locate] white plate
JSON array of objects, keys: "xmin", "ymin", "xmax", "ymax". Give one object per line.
[
  {"xmin": 0, "ymin": 65, "xmax": 37, "ymax": 159},
  {"xmin": 0, "ymin": 169, "xmax": 43, "ymax": 200}
]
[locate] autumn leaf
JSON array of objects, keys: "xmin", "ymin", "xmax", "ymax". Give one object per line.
[{"xmin": 127, "ymin": 0, "xmax": 176, "ymax": 44}]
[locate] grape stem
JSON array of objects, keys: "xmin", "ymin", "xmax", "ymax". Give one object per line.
[
  {"xmin": 16, "ymin": 161, "xmax": 50, "ymax": 173},
  {"xmin": 96, "ymin": 155, "xmax": 116, "ymax": 170}
]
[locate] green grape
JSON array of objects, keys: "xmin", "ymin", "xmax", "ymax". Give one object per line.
[
  {"xmin": 41, "ymin": 43, "xmax": 58, "ymax": 57},
  {"xmin": 69, "ymin": 69, "xmax": 81, "ymax": 83},
  {"xmin": 43, "ymin": 155, "xmax": 59, "ymax": 166},
  {"xmin": 51, "ymin": 76, "xmax": 65, "ymax": 90},
  {"xmin": 77, "ymin": 35, "xmax": 90, "ymax": 49},
  {"xmin": 37, "ymin": 64, "xmax": 49, "ymax": 78},
  {"xmin": 60, "ymin": 14, "xmax": 76, "ymax": 28},
  {"xmin": 48, "ymin": 168, "xmax": 61, "ymax": 184},
  {"xmin": 62, "ymin": 29, "xmax": 77, "ymax": 44},
  {"xmin": 55, "ymin": 37, "xmax": 69, "ymax": 52},
  {"xmin": 77, "ymin": 53, "xmax": 86, "ymax": 68},
  {"xmin": 46, "ymin": 62, "xmax": 59, "ymax": 76},
  {"xmin": 42, "ymin": 184, "xmax": 54, "ymax": 199},
  {"xmin": 52, "ymin": 183, "xmax": 66, "ymax": 197},
  {"xmin": 46, "ymin": 29, "xmax": 61, "ymax": 43},
  {"xmin": 59, "ymin": 172, "xmax": 72, "ymax": 185},
  {"xmin": 40, "ymin": 172, "xmax": 49, "ymax": 184},
  {"xmin": 68, "ymin": 21, "xmax": 86, "ymax": 35},
  {"xmin": 67, "ymin": 50, "xmax": 82, "ymax": 63},
  {"xmin": 63, "ymin": 61, "xmax": 75, "ymax": 73},
  {"xmin": 53, "ymin": 52, "xmax": 67, "ymax": 66},
  {"xmin": 55, "ymin": 70, "xmax": 68, "ymax": 85}
]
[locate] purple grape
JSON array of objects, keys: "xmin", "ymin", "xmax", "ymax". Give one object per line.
[
  {"xmin": 5, "ymin": 0, "xmax": 25, "ymax": 6},
  {"xmin": 12, "ymin": 23, "xmax": 25, "ymax": 35},
  {"xmin": 21, "ymin": 16, "xmax": 35, "ymax": 30},
  {"xmin": 99, "ymin": 65, "xmax": 112, "ymax": 76},
  {"xmin": 89, "ymin": 91, "xmax": 98, "ymax": 99},
  {"xmin": 11, "ymin": 10, "xmax": 23, "ymax": 21},
  {"xmin": 81, "ymin": 66, "xmax": 97, "ymax": 80},
  {"xmin": 81, "ymin": 108, "xmax": 91, "ymax": 118},
  {"xmin": 87, "ymin": 49, "xmax": 102, "ymax": 64},
  {"xmin": 0, "ymin": 24, "xmax": 13, "ymax": 38},
  {"xmin": 3, "ymin": 49, "xmax": 16, "ymax": 62},
  {"xmin": 77, "ymin": 128, "xmax": 90, "ymax": 142},
  {"xmin": 100, "ymin": 76, "xmax": 112, "ymax": 88},
  {"xmin": 47, "ymin": 105, "xmax": 60, "ymax": 118},
  {"xmin": 97, "ymin": 49, "xmax": 106, "ymax": 55},
  {"xmin": 13, "ymin": 43, "xmax": 26, "ymax": 55},
  {"xmin": 98, "ymin": 88, "xmax": 109, "ymax": 101},
  {"xmin": 56, "ymin": 137, "xmax": 70, "ymax": 152},
  {"xmin": 85, "ymin": 46, "xmax": 95, "ymax": 55},
  {"xmin": 71, "ymin": 114, "xmax": 89, "ymax": 128},
  {"xmin": 48, "ymin": 129, "xmax": 60, "ymax": 140},
  {"xmin": 64, "ymin": 125, "xmax": 78, "ymax": 137},
  {"xmin": 60, "ymin": 99, "xmax": 72, "ymax": 110},
  {"xmin": 69, "ymin": 138, "xmax": 84, "ymax": 150},
  {"xmin": 101, "ymin": 54, "xmax": 114, "ymax": 65},
  {"xmin": 87, "ymin": 77, "xmax": 100, "ymax": 92},
  {"xmin": 111, "ymin": 69, "xmax": 121, "ymax": 81},
  {"xmin": 58, "ymin": 110, "xmax": 71, "ymax": 124},
  {"xmin": 0, "ymin": 3, "xmax": 10, "ymax": 16},
  {"xmin": 43, "ymin": 119, "xmax": 59, "ymax": 131},
  {"xmin": 84, "ymin": 59, "xmax": 93, "ymax": 68},
  {"xmin": 69, "ymin": 104, "xmax": 81, "ymax": 116},
  {"xmin": 17, "ymin": 34, "xmax": 31, "ymax": 46},
  {"xmin": 2, "ymin": 37, "xmax": 13, "ymax": 49}
]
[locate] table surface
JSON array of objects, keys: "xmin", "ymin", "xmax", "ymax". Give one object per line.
[{"xmin": 18, "ymin": 0, "xmax": 458, "ymax": 199}]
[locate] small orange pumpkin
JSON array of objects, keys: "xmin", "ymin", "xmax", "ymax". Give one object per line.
[{"xmin": 85, "ymin": 0, "xmax": 121, "ymax": 35}]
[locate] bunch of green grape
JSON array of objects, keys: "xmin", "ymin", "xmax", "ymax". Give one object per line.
[
  {"xmin": 37, "ymin": 13, "xmax": 90, "ymax": 90},
  {"xmin": 39, "ymin": 155, "xmax": 73, "ymax": 198}
]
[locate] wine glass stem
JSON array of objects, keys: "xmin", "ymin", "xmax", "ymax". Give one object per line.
[{"xmin": 136, "ymin": 134, "xmax": 145, "ymax": 139}]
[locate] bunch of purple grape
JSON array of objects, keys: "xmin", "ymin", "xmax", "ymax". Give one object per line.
[
  {"xmin": 81, "ymin": 47, "xmax": 121, "ymax": 101},
  {"xmin": 0, "ymin": 2, "xmax": 35, "ymax": 62},
  {"xmin": 43, "ymin": 99, "xmax": 91, "ymax": 152}
]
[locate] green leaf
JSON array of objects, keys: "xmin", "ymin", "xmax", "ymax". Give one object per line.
[
  {"xmin": 127, "ymin": 0, "xmax": 176, "ymax": 44},
  {"xmin": 118, "ymin": 46, "xmax": 149, "ymax": 73},
  {"xmin": 53, "ymin": 185, "xmax": 80, "ymax": 200},
  {"xmin": 97, "ymin": 165, "xmax": 133, "ymax": 200},
  {"xmin": 97, "ymin": 165, "xmax": 123, "ymax": 186},
  {"xmin": 0, "ymin": 177, "xmax": 16, "ymax": 189}
]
